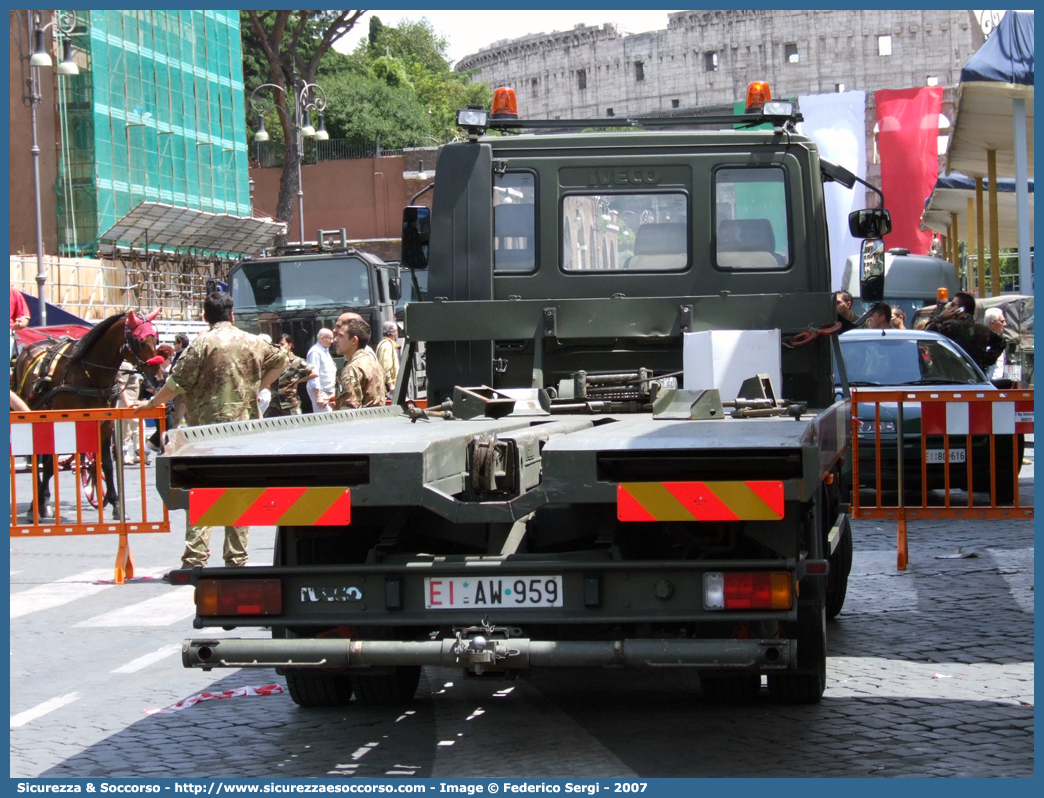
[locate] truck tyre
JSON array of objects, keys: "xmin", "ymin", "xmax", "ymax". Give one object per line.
[
  {"xmin": 352, "ymin": 666, "xmax": 422, "ymax": 706},
  {"xmin": 825, "ymin": 523, "xmax": 853, "ymax": 620},
  {"xmin": 285, "ymin": 671, "xmax": 354, "ymax": 707},
  {"xmin": 699, "ymin": 672, "xmax": 761, "ymax": 703},
  {"xmin": 768, "ymin": 602, "xmax": 826, "ymax": 704}
]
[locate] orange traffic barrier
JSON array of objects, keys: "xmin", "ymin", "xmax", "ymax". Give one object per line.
[
  {"xmin": 9, "ymin": 407, "xmax": 170, "ymax": 584},
  {"xmin": 850, "ymin": 388, "xmax": 1033, "ymax": 570}
]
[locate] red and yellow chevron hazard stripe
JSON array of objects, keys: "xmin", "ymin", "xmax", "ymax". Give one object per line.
[
  {"xmin": 617, "ymin": 481, "xmax": 784, "ymax": 522},
  {"xmin": 189, "ymin": 487, "xmax": 351, "ymax": 527}
]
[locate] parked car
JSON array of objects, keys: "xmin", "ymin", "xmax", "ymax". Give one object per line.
[{"xmin": 838, "ymin": 329, "xmax": 1020, "ymax": 503}]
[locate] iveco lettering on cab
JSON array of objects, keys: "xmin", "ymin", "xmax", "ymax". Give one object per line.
[
  {"xmin": 155, "ymin": 80, "xmax": 892, "ymax": 708},
  {"xmin": 588, "ymin": 168, "xmax": 663, "ymax": 186}
]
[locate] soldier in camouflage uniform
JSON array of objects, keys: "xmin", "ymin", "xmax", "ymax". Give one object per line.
[
  {"xmin": 375, "ymin": 321, "xmax": 400, "ymax": 394},
  {"xmin": 132, "ymin": 292, "xmax": 287, "ymax": 571},
  {"xmin": 925, "ymin": 291, "xmax": 1004, "ymax": 373},
  {"xmin": 264, "ymin": 334, "xmax": 317, "ymax": 417},
  {"xmin": 333, "ymin": 312, "xmax": 386, "ymax": 409}
]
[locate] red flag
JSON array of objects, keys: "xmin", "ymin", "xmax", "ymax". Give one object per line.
[{"xmin": 875, "ymin": 87, "xmax": 943, "ymax": 254}]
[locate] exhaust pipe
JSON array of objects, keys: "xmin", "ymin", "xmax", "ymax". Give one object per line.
[{"xmin": 183, "ymin": 637, "xmax": 794, "ymax": 671}]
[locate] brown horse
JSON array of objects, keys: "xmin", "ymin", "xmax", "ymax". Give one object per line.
[{"xmin": 13, "ymin": 309, "xmax": 164, "ymax": 519}]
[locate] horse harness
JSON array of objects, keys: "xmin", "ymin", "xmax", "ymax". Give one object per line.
[{"xmin": 18, "ymin": 325, "xmax": 157, "ymax": 410}]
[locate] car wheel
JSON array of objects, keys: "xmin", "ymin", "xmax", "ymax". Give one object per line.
[
  {"xmin": 990, "ymin": 436, "xmax": 1019, "ymax": 505},
  {"xmin": 992, "ymin": 465, "xmax": 1016, "ymax": 505}
]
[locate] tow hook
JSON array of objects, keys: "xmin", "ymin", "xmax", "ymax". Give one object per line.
[{"xmin": 452, "ymin": 621, "xmax": 521, "ymax": 674}]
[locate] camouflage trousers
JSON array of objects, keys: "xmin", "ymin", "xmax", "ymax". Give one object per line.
[{"xmin": 182, "ymin": 524, "xmax": 249, "ymax": 568}]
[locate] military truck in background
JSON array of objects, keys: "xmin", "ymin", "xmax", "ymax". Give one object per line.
[
  {"xmin": 840, "ymin": 248, "xmax": 960, "ymax": 326},
  {"xmin": 228, "ymin": 228, "xmax": 399, "ymax": 351},
  {"xmin": 157, "ymin": 82, "xmax": 893, "ymax": 707}
]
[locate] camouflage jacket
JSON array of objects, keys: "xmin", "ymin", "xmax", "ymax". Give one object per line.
[
  {"xmin": 335, "ymin": 348, "xmax": 387, "ymax": 409},
  {"xmin": 375, "ymin": 337, "xmax": 399, "ymax": 391},
  {"xmin": 925, "ymin": 315, "xmax": 1005, "ymax": 372},
  {"xmin": 270, "ymin": 354, "xmax": 314, "ymax": 412},
  {"xmin": 167, "ymin": 322, "xmax": 287, "ymax": 426}
]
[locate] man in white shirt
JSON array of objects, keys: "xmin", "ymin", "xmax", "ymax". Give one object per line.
[
  {"xmin": 984, "ymin": 308, "xmax": 1007, "ymax": 382},
  {"xmin": 306, "ymin": 328, "xmax": 337, "ymax": 412}
]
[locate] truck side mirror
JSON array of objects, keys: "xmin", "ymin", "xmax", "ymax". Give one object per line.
[
  {"xmin": 388, "ymin": 276, "xmax": 402, "ymax": 302},
  {"xmin": 401, "ymin": 206, "xmax": 430, "ymax": 270},
  {"xmin": 848, "ymin": 208, "xmax": 892, "ymax": 239},
  {"xmin": 859, "ymin": 239, "xmax": 885, "ymax": 303}
]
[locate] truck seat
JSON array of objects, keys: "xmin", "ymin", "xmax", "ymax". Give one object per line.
[
  {"xmin": 716, "ymin": 218, "xmax": 783, "ymax": 268},
  {"xmin": 626, "ymin": 223, "xmax": 687, "ymax": 270},
  {"xmin": 495, "ymin": 203, "xmax": 536, "ymax": 272}
]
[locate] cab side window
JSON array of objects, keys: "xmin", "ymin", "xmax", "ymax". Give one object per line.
[
  {"xmin": 494, "ymin": 172, "xmax": 537, "ymax": 273},
  {"xmin": 715, "ymin": 167, "xmax": 790, "ymax": 270}
]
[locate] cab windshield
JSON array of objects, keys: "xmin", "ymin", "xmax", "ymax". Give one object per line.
[{"xmin": 231, "ymin": 257, "xmax": 372, "ymax": 311}]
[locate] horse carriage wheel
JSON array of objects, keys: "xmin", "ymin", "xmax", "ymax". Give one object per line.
[{"xmin": 79, "ymin": 453, "xmax": 108, "ymax": 509}]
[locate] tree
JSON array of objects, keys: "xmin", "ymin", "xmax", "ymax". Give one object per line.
[
  {"xmin": 359, "ymin": 17, "xmax": 492, "ymax": 143},
  {"xmin": 242, "ymin": 10, "xmax": 366, "ymax": 243},
  {"xmin": 319, "ymin": 70, "xmax": 431, "ymax": 150}
]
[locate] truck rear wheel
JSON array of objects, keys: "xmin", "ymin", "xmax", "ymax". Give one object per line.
[
  {"xmin": 767, "ymin": 602, "xmax": 826, "ymax": 704},
  {"xmin": 821, "ymin": 474, "xmax": 852, "ymax": 620},
  {"xmin": 699, "ymin": 671, "xmax": 762, "ymax": 703},
  {"xmin": 825, "ymin": 524, "xmax": 853, "ymax": 620},
  {"xmin": 352, "ymin": 666, "xmax": 422, "ymax": 706},
  {"xmin": 285, "ymin": 671, "xmax": 355, "ymax": 707}
]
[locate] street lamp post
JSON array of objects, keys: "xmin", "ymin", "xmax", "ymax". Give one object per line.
[
  {"xmin": 11, "ymin": 10, "xmax": 80, "ymax": 325},
  {"xmin": 250, "ymin": 80, "xmax": 328, "ymax": 244}
]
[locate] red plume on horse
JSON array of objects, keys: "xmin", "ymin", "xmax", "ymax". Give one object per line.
[{"xmin": 12, "ymin": 308, "xmax": 164, "ymax": 520}]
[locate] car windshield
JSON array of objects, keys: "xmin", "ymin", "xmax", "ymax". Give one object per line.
[{"xmin": 840, "ymin": 337, "xmax": 986, "ymax": 386}]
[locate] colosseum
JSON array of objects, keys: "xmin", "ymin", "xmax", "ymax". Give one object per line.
[{"xmin": 456, "ymin": 10, "xmax": 984, "ymax": 122}]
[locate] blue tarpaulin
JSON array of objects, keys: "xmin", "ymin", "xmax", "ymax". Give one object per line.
[
  {"xmin": 960, "ymin": 11, "xmax": 1034, "ymax": 86},
  {"xmin": 933, "ymin": 174, "xmax": 1034, "ymax": 194},
  {"xmin": 20, "ymin": 293, "xmax": 94, "ymax": 329}
]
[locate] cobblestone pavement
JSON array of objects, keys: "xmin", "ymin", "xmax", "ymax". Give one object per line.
[{"xmin": 10, "ymin": 458, "xmax": 1034, "ymax": 778}]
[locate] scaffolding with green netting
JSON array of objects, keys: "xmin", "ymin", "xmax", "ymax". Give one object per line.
[{"xmin": 55, "ymin": 10, "xmax": 249, "ymax": 257}]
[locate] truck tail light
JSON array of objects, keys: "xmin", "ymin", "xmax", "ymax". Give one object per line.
[
  {"xmin": 197, "ymin": 579, "xmax": 282, "ymax": 617},
  {"xmin": 704, "ymin": 572, "xmax": 792, "ymax": 610}
]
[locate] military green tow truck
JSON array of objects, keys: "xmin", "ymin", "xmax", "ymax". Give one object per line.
[{"xmin": 158, "ymin": 82, "xmax": 891, "ymax": 706}]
